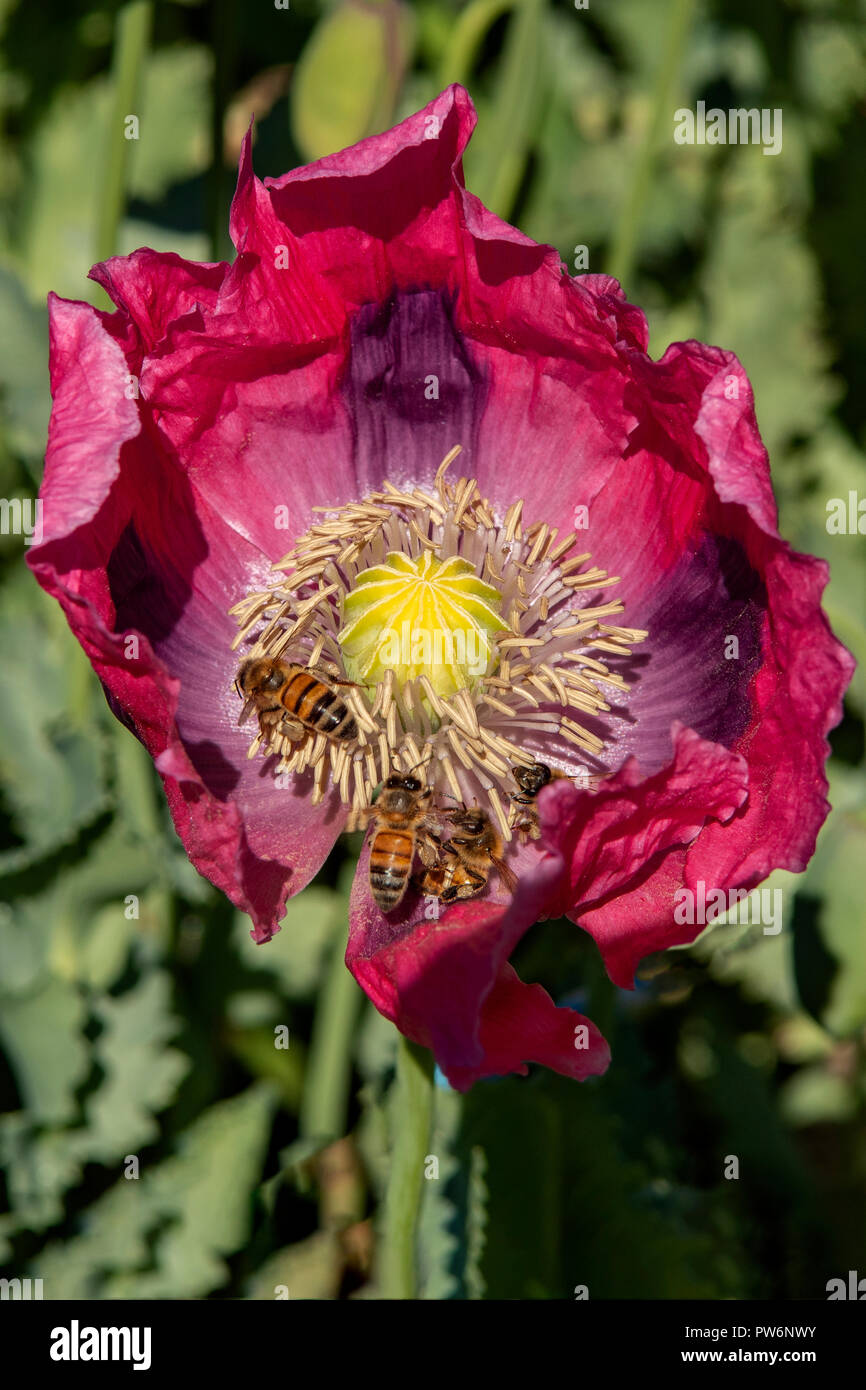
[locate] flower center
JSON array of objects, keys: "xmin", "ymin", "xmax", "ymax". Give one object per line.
[
  {"xmin": 340, "ymin": 550, "xmax": 503, "ymax": 700},
  {"xmin": 229, "ymin": 446, "xmax": 647, "ymax": 838}
]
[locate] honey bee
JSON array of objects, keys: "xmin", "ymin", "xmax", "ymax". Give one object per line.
[
  {"xmin": 416, "ymin": 807, "xmax": 518, "ymax": 903},
  {"xmin": 510, "ymin": 761, "xmax": 604, "ymax": 840},
  {"xmin": 365, "ymin": 774, "xmax": 442, "ymax": 913},
  {"xmin": 237, "ymin": 656, "xmax": 358, "ymax": 745}
]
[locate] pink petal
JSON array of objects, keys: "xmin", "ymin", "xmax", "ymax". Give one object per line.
[
  {"xmin": 347, "ymin": 830, "xmax": 608, "ymax": 1088},
  {"xmin": 28, "ymin": 297, "xmax": 342, "ymax": 941}
]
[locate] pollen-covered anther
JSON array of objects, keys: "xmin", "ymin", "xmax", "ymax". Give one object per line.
[{"xmin": 228, "ymin": 446, "xmax": 647, "ymax": 832}]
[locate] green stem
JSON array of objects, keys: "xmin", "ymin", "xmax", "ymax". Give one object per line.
[
  {"xmin": 114, "ymin": 724, "xmax": 161, "ymax": 839},
  {"xmin": 380, "ymin": 1035, "xmax": 435, "ymax": 1299},
  {"xmin": 96, "ymin": 0, "xmax": 153, "ymax": 262},
  {"xmin": 605, "ymin": 0, "xmax": 696, "ymax": 288},
  {"xmin": 208, "ymin": 0, "xmax": 238, "ymax": 263},
  {"xmin": 438, "ymin": 0, "xmax": 518, "ymax": 89},
  {"xmin": 299, "ymin": 926, "xmax": 363, "ymax": 1143},
  {"xmin": 482, "ymin": 0, "xmax": 545, "ymax": 219},
  {"xmin": 113, "ymin": 725, "xmax": 173, "ymax": 951}
]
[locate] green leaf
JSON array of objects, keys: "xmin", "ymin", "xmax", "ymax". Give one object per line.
[
  {"xmin": 73, "ymin": 972, "xmax": 189, "ymax": 1165},
  {"xmin": 463, "ymin": 1142, "xmax": 488, "ymax": 1300},
  {"xmin": 777, "ymin": 424, "xmax": 866, "ymax": 711},
  {"xmin": 0, "ymin": 977, "xmax": 89, "ymax": 1124},
  {"xmin": 0, "ymin": 819, "xmax": 162, "ymax": 1001},
  {"xmin": 795, "ymin": 19, "xmax": 866, "ymax": 130},
  {"xmin": 461, "ymin": 0, "xmax": 546, "ymax": 220},
  {"xmin": 126, "ymin": 46, "xmax": 212, "ymax": 202},
  {"xmin": 688, "ymin": 870, "xmax": 799, "ymax": 1014},
  {"xmin": 700, "ymin": 143, "xmax": 837, "ymax": 457},
  {"xmin": 779, "ymin": 1064, "xmax": 857, "ymax": 1127},
  {"xmin": 226, "ymin": 1023, "xmax": 305, "ymax": 1113},
  {"xmin": 0, "ymin": 583, "xmax": 110, "ymax": 876},
  {"xmin": 793, "ymin": 772, "xmax": 866, "ymax": 1035},
  {"xmin": 356, "ymin": 996, "xmax": 399, "ymax": 1081},
  {"xmin": 35, "ymin": 1087, "xmax": 275, "ymax": 1298},
  {"xmin": 416, "ymin": 1085, "xmax": 461, "ymax": 1300},
  {"xmin": 20, "ymin": 45, "xmax": 212, "ymax": 303},
  {"xmin": 31, "ymin": 1175, "xmax": 156, "ymax": 1299},
  {"xmin": 245, "ymin": 1232, "xmax": 341, "ymax": 1300},
  {"xmin": 460, "ymin": 1084, "xmax": 561, "ymax": 1298},
  {"xmin": 0, "ymin": 1118, "xmax": 84, "ymax": 1254},
  {"xmin": 233, "ymin": 883, "xmax": 344, "ymax": 999},
  {"xmin": 0, "ymin": 265, "xmax": 50, "ymax": 474},
  {"xmin": 108, "ymin": 1085, "xmax": 275, "ymax": 1298},
  {"xmin": 291, "ymin": 0, "xmax": 415, "ymax": 162}
]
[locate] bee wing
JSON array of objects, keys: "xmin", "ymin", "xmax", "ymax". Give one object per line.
[
  {"xmin": 491, "ymin": 855, "xmax": 519, "ymax": 895},
  {"xmin": 237, "ymin": 697, "xmax": 257, "ymax": 726}
]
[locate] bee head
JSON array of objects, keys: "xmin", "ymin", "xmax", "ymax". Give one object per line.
[
  {"xmin": 512, "ymin": 762, "xmax": 551, "ymax": 795},
  {"xmin": 448, "ymin": 808, "xmax": 486, "ymax": 837},
  {"xmin": 384, "ymin": 774, "xmax": 423, "ymax": 793},
  {"xmin": 239, "ymin": 657, "xmax": 287, "ymax": 699},
  {"xmin": 380, "ymin": 773, "xmax": 427, "ymax": 815}
]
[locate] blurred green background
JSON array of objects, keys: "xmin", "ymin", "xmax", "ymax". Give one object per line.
[{"xmin": 0, "ymin": 0, "xmax": 864, "ymax": 1300}]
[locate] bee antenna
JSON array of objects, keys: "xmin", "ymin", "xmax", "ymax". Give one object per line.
[{"xmin": 400, "ymin": 758, "xmax": 429, "ymax": 778}]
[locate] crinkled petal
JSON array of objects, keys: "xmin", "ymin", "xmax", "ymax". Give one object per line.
[
  {"xmin": 539, "ymin": 726, "xmax": 750, "ymax": 987},
  {"xmin": 347, "ymin": 839, "xmax": 608, "ymax": 1089},
  {"xmin": 28, "ymin": 297, "xmax": 341, "ymax": 941}
]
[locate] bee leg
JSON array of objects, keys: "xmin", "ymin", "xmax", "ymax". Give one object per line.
[
  {"xmin": 464, "ymin": 866, "xmax": 487, "ymax": 893},
  {"xmin": 441, "ymin": 866, "xmax": 486, "ymax": 904},
  {"xmin": 255, "ymin": 709, "xmax": 282, "ymax": 739},
  {"xmin": 277, "ymin": 717, "xmax": 307, "ymax": 743},
  {"xmin": 512, "ymin": 810, "xmax": 540, "ymax": 843},
  {"xmin": 417, "ymin": 829, "xmax": 442, "ymax": 869}
]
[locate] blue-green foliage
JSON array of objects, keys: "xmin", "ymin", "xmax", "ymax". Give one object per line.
[{"xmin": 0, "ymin": 0, "xmax": 863, "ymax": 1299}]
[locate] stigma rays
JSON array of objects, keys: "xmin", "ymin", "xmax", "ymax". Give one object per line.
[{"xmin": 229, "ymin": 446, "xmax": 647, "ymax": 880}]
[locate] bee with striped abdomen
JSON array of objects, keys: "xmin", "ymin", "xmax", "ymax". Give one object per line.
[
  {"xmin": 237, "ymin": 656, "xmax": 358, "ymax": 745},
  {"xmin": 416, "ymin": 806, "xmax": 518, "ymax": 903},
  {"xmin": 365, "ymin": 773, "xmax": 441, "ymax": 913}
]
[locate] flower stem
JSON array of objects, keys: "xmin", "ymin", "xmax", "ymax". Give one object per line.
[
  {"xmin": 96, "ymin": 0, "xmax": 153, "ymax": 262},
  {"xmin": 380, "ymin": 1035, "xmax": 435, "ymax": 1299},
  {"xmin": 299, "ymin": 926, "xmax": 363, "ymax": 1144},
  {"xmin": 605, "ymin": 0, "xmax": 695, "ymax": 289},
  {"xmin": 438, "ymin": 0, "xmax": 517, "ymax": 89},
  {"xmin": 207, "ymin": 0, "xmax": 238, "ymax": 263},
  {"xmin": 113, "ymin": 725, "xmax": 174, "ymax": 952}
]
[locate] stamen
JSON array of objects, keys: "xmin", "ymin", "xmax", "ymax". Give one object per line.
[
  {"xmin": 487, "ymin": 787, "xmax": 511, "ymax": 841},
  {"xmin": 228, "ymin": 447, "xmax": 647, "ymax": 861},
  {"xmin": 440, "ymin": 753, "xmax": 463, "ymax": 803}
]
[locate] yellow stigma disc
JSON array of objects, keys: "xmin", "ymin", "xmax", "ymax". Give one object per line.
[{"xmin": 339, "ymin": 550, "xmax": 503, "ymax": 699}]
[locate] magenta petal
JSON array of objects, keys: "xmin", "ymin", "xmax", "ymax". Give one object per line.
[
  {"xmin": 28, "ymin": 297, "xmax": 341, "ymax": 941},
  {"xmin": 540, "ymin": 726, "xmax": 750, "ymax": 988},
  {"xmin": 39, "ymin": 294, "xmax": 139, "ymax": 540},
  {"xmin": 89, "ymin": 250, "xmax": 229, "ymax": 353},
  {"xmin": 444, "ymin": 963, "xmax": 610, "ymax": 1092},
  {"xmin": 347, "ymin": 833, "xmax": 609, "ymax": 1089}
]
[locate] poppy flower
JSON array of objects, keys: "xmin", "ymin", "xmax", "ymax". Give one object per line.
[{"xmin": 29, "ymin": 84, "xmax": 853, "ymax": 1091}]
